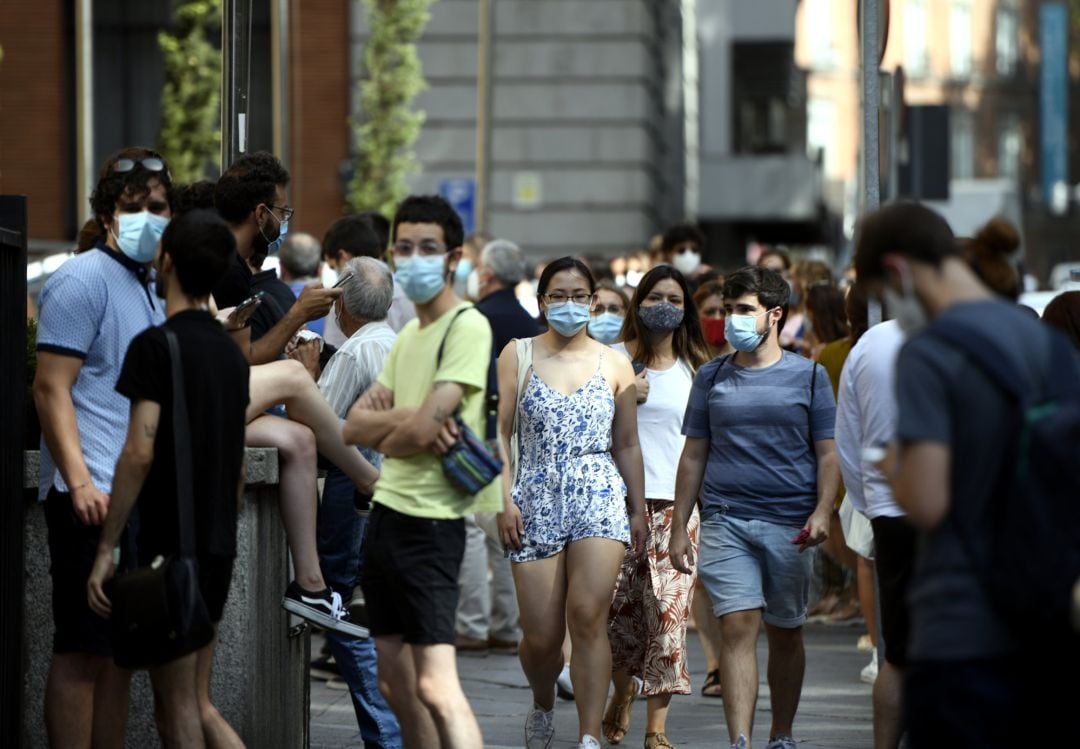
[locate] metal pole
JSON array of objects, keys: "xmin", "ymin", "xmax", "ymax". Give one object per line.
[
  {"xmin": 75, "ymin": 0, "xmax": 94, "ymax": 225},
  {"xmin": 860, "ymin": 0, "xmax": 883, "ymax": 328},
  {"xmin": 271, "ymin": 0, "xmax": 289, "ymax": 165},
  {"xmin": 221, "ymin": 0, "xmax": 253, "ymax": 169},
  {"xmin": 860, "ymin": 0, "xmax": 880, "ymax": 213},
  {"xmin": 474, "ymin": 0, "xmax": 495, "ymax": 232}
]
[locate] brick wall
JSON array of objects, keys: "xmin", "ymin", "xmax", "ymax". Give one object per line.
[
  {"xmin": 289, "ymin": 0, "xmax": 350, "ymax": 243},
  {"xmin": 0, "ymin": 1, "xmax": 70, "ymax": 241}
]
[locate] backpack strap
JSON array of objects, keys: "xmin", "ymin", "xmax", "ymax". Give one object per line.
[
  {"xmin": 706, "ymin": 354, "xmax": 733, "ymax": 391},
  {"xmin": 509, "ymin": 338, "xmax": 534, "ymax": 483}
]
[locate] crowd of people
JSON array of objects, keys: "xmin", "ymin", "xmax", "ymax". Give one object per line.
[{"xmin": 30, "ymin": 145, "xmax": 1080, "ymax": 749}]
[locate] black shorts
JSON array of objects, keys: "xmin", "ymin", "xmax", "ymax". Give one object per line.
[
  {"xmin": 361, "ymin": 504, "xmax": 465, "ymax": 645},
  {"xmin": 870, "ymin": 515, "xmax": 918, "ymax": 667},
  {"xmin": 44, "ymin": 487, "xmax": 112, "ymax": 656},
  {"xmin": 197, "ymin": 555, "xmax": 234, "ymax": 623}
]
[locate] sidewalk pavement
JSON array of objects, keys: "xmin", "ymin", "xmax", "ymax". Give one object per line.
[{"xmin": 310, "ymin": 622, "xmax": 874, "ymax": 748}]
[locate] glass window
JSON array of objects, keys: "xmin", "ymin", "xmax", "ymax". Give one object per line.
[
  {"xmin": 950, "ymin": 2, "xmax": 972, "ymax": 79},
  {"xmin": 998, "ymin": 112, "xmax": 1022, "ymax": 182},
  {"xmin": 951, "ymin": 108, "xmax": 975, "ymax": 179},
  {"xmin": 905, "ymin": 0, "xmax": 929, "ymax": 77},
  {"xmin": 807, "ymin": 98, "xmax": 838, "ymax": 177},
  {"xmin": 996, "ymin": 2, "xmax": 1019, "ymax": 76}
]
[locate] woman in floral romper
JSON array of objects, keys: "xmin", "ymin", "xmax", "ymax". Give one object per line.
[
  {"xmin": 496, "ymin": 257, "xmax": 647, "ymax": 749},
  {"xmin": 603, "ymin": 265, "xmax": 711, "ymax": 749}
]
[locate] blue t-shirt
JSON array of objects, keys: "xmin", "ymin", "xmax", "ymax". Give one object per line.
[
  {"xmin": 36, "ymin": 245, "xmax": 165, "ymax": 497},
  {"xmin": 682, "ymin": 351, "xmax": 836, "ymax": 526}
]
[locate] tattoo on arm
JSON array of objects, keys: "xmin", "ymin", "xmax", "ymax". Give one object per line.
[
  {"xmin": 143, "ymin": 422, "xmax": 157, "ymax": 439},
  {"xmin": 432, "ymin": 406, "xmax": 448, "ymax": 423}
]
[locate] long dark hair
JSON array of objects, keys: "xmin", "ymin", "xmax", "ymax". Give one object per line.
[
  {"xmin": 621, "ymin": 265, "xmax": 710, "ymax": 372},
  {"xmin": 805, "ymin": 284, "xmax": 850, "ymax": 344}
]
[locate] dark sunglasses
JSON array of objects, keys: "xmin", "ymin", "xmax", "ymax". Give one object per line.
[{"xmin": 112, "ymin": 157, "xmax": 169, "ymax": 176}]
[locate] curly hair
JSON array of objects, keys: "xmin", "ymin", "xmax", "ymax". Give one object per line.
[
  {"xmin": 85, "ymin": 147, "xmax": 174, "ymax": 249},
  {"xmin": 392, "ymin": 195, "xmax": 464, "ymax": 251},
  {"xmin": 214, "ymin": 151, "xmax": 290, "ymax": 224}
]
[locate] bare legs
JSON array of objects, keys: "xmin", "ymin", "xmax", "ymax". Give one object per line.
[
  {"xmin": 873, "ymin": 661, "xmax": 903, "ymax": 749},
  {"xmin": 857, "ymin": 556, "xmax": 878, "ymax": 651},
  {"xmin": 513, "ymin": 538, "xmax": 625, "ymax": 741},
  {"xmin": 691, "ymin": 580, "xmax": 724, "ymax": 688},
  {"xmin": 375, "ymin": 636, "xmax": 482, "ymax": 749},
  {"xmin": 45, "ymin": 653, "xmax": 131, "ymax": 748},
  {"xmin": 245, "ymin": 414, "xmax": 325, "ymax": 590},
  {"xmin": 148, "ymin": 637, "xmax": 243, "ymax": 749},
  {"xmin": 248, "ymin": 360, "xmax": 378, "ymax": 492}
]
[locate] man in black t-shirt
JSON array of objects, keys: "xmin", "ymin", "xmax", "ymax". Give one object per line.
[{"xmin": 88, "ymin": 210, "xmax": 249, "ymax": 745}]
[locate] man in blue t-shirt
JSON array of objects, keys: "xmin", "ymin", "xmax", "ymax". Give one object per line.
[
  {"xmin": 670, "ymin": 266, "xmax": 839, "ymax": 749},
  {"xmin": 34, "ymin": 147, "xmax": 172, "ymax": 746},
  {"xmin": 853, "ymin": 201, "xmax": 1080, "ymax": 747}
]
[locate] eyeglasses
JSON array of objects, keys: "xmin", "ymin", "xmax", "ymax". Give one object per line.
[
  {"xmin": 543, "ymin": 293, "xmax": 593, "ymax": 306},
  {"xmin": 392, "ymin": 240, "xmax": 446, "ymax": 257},
  {"xmin": 594, "ymin": 303, "xmax": 625, "ymax": 315},
  {"xmin": 113, "ymin": 156, "xmax": 168, "ymax": 176},
  {"xmin": 269, "ymin": 204, "xmax": 295, "ymax": 222}
]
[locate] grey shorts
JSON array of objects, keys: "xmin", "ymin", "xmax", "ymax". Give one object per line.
[{"xmin": 697, "ymin": 513, "xmax": 813, "ymax": 629}]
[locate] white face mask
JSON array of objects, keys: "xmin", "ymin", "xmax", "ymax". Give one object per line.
[
  {"xmin": 672, "ymin": 250, "xmax": 701, "ymax": 276},
  {"xmin": 883, "ymin": 261, "xmax": 929, "ymax": 335},
  {"xmin": 466, "ymin": 268, "xmax": 481, "ymax": 301}
]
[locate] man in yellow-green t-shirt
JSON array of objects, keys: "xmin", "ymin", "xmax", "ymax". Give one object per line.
[{"xmin": 344, "ymin": 195, "xmax": 495, "ymax": 749}]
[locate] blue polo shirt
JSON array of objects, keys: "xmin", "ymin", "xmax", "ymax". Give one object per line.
[
  {"xmin": 682, "ymin": 351, "xmax": 836, "ymax": 526},
  {"xmin": 36, "ymin": 242, "xmax": 165, "ymax": 498}
]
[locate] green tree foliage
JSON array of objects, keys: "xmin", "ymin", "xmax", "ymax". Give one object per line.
[
  {"xmin": 349, "ymin": 0, "xmax": 433, "ymax": 217},
  {"xmin": 158, "ymin": 0, "xmax": 222, "ymax": 183}
]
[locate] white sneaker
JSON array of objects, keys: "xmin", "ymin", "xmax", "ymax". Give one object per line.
[
  {"xmin": 730, "ymin": 735, "xmax": 749, "ymax": 749},
  {"xmin": 524, "ymin": 703, "xmax": 554, "ymax": 749},
  {"xmin": 556, "ymin": 664, "xmax": 574, "ymax": 700},
  {"xmin": 861, "ymin": 648, "xmax": 879, "ymax": 684},
  {"xmin": 764, "ymin": 735, "xmax": 797, "ymax": 749},
  {"xmin": 578, "ymin": 735, "xmax": 601, "ymax": 749}
]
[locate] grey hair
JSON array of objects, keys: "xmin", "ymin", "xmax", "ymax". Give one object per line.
[
  {"xmin": 278, "ymin": 232, "xmax": 322, "ymax": 278},
  {"xmin": 481, "ymin": 239, "xmax": 528, "ymax": 286},
  {"xmin": 341, "ymin": 256, "xmax": 393, "ymax": 322}
]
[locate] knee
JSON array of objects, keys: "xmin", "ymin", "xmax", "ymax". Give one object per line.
[
  {"xmin": 416, "ymin": 674, "xmax": 459, "ymax": 717},
  {"xmin": 766, "ymin": 625, "xmax": 803, "ymax": 651},
  {"xmin": 277, "ymin": 423, "xmax": 317, "ymax": 463},
  {"xmin": 720, "ymin": 612, "xmax": 761, "ymax": 643},
  {"xmin": 566, "ymin": 602, "xmax": 608, "ymax": 641}
]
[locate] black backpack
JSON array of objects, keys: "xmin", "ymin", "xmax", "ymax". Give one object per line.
[{"xmin": 929, "ymin": 320, "xmax": 1080, "ymax": 643}]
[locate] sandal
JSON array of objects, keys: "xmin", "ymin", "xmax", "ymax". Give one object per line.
[
  {"xmin": 644, "ymin": 732, "xmax": 675, "ymax": 749},
  {"xmin": 701, "ymin": 669, "xmax": 722, "ymax": 699},
  {"xmin": 602, "ymin": 678, "xmax": 640, "ymax": 745}
]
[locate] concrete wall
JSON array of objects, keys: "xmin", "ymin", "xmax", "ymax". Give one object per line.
[
  {"xmin": 21, "ymin": 449, "xmax": 309, "ymax": 749},
  {"xmin": 349, "ymin": 0, "xmax": 686, "ymax": 259}
]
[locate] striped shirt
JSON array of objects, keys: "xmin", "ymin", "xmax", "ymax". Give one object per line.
[
  {"xmin": 682, "ymin": 351, "xmax": 836, "ymax": 526},
  {"xmin": 318, "ymin": 320, "xmax": 396, "ymax": 468}
]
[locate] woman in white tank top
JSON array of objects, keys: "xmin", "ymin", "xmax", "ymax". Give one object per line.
[{"xmin": 602, "ymin": 265, "xmax": 711, "ymax": 749}]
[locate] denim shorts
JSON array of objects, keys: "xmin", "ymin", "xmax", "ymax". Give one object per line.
[{"xmin": 697, "ymin": 513, "xmax": 812, "ymax": 629}]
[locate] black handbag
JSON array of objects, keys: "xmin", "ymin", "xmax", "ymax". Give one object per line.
[{"xmin": 107, "ymin": 328, "xmax": 214, "ymax": 669}]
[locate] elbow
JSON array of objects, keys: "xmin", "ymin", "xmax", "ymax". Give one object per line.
[
  {"xmin": 120, "ymin": 445, "xmax": 154, "ymax": 476},
  {"xmin": 895, "ymin": 487, "xmax": 948, "ymax": 531}
]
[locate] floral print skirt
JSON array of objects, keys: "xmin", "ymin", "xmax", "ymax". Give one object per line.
[{"xmin": 608, "ymin": 500, "xmax": 700, "ymax": 696}]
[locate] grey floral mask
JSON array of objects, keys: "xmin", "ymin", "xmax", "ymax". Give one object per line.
[{"xmin": 639, "ymin": 302, "xmax": 684, "ymax": 333}]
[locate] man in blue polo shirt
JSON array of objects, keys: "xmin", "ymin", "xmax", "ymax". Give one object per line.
[
  {"xmin": 33, "ymin": 147, "xmax": 172, "ymax": 746},
  {"xmin": 669, "ymin": 266, "xmax": 839, "ymax": 749}
]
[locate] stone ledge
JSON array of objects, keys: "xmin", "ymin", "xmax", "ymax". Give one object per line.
[{"xmin": 22, "ymin": 447, "xmax": 279, "ymax": 489}]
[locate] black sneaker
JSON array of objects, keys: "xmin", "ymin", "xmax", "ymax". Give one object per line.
[
  {"xmin": 282, "ymin": 581, "xmax": 369, "ymax": 639},
  {"xmin": 310, "ymin": 654, "xmax": 339, "ymax": 681}
]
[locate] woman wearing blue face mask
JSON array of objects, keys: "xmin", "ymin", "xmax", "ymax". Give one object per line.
[
  {"xmin": 603, "ymin": 265, "xmax": 710, "ymax": 748},
  {"xmin": 495, "ymin": 256, "xmax": 647, "ymax": 749},
  {"xmin": 588, "ymin": 282, "xmax": 630, "ymax": 345}
]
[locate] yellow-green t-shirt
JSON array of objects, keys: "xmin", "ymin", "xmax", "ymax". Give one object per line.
[{"xmin": 373, "ymin": 302, "xmax": 501, "ymax": 518}]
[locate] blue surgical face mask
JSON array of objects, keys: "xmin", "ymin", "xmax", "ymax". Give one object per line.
[
  {"xmin": 113, "ymin": 210, "xmax": 169, "ymax": 264},
  {"xmin": 725, "ymin": 310, "xmax": 772, "ymax": 353},
  {"xmin": 395, "ymin": 254, "xmax": 447, "ymax": 304},
  {"xmin": 588, "ymin": 312, "xmax": 624, "ymax": 344},
  {"xmin": 266, "ymin": 217, "xmax": 288, "ymax": 255},
  {"xmin": 546, "ymin": 301, "xmax": 591, "ymax": 337},
  {"xmin": 454, "ymin": 258, "xmax": 474, "ymax": 284}
]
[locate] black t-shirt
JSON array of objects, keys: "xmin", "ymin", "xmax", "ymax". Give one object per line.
[
  {"xmin": 249, "ymin": 270, "xmax": 296, "ymax": 341},
  {"xmin": 212, "ymin": 252, "xmax": 253, "ymax": 309},
  {"xmin": 116, "ymin": 310, "xmax": 250, "ymax": 559}
]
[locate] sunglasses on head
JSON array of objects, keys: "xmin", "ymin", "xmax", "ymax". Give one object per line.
[{"xmin": 112, "ymin": 156, "xmax": 168, "ymax": 176}]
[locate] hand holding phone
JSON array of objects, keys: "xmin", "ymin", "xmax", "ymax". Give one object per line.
[
  {"xmin": 224, "ymin": 291, "xmax": 265, "ymax": 331},
  {"xmin": 791, "ymin": 528, "xmax": 811, "ymax": 546},
  {"xmin": 333, "ymin": 271, "xmax": 355, "ymax": 289}
]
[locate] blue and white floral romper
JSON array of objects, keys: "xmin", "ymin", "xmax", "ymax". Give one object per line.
[{"xmin": 509, "ymin": 347, "xmax": 630, "ymax": 563}]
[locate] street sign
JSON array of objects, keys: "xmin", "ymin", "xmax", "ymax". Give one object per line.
[{"xmin": 439, "ymin": 177, "xmax": 476, "ymax": 234}]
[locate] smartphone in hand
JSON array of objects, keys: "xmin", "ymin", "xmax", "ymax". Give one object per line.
[
  {"xmin": 234, "ymin": 290, "xmax": 266, "ymax": 315},
  {"xmin": 791, "ymin": 528, "xmax": 811, "ymax": 545}
]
